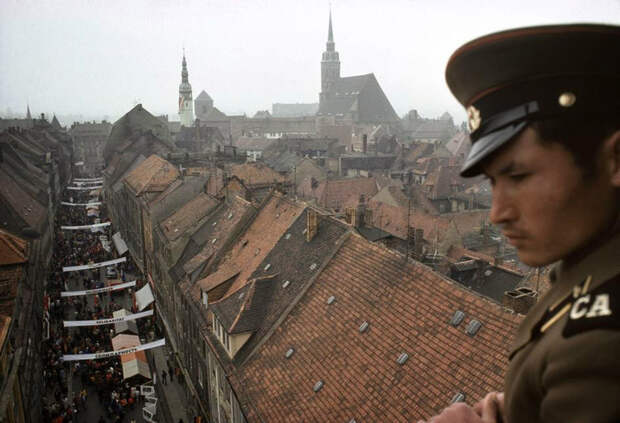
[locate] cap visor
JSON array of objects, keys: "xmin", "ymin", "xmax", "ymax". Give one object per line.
[{"xmin": 460, "ymin": 121, "xmax": 528, "ymax": 177}]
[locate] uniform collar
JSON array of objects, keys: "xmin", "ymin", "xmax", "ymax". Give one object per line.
[{"xmin": 509, "ymin": 229, "xmax": 620, "ymax": 359}]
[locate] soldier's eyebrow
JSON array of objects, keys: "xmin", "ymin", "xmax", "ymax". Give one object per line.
[{"xmin": 497, "ymin": 161, "xmax": 516, "ymax": 176}]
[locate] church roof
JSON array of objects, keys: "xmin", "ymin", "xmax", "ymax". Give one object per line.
[
  {"xmin": 196, "ymin": 90, "xmax": 213, "ymax": 101},
  {"xmin": 202, "ymin": 106, "xmax": 228, "ymax": 121},
  {"xmin": 318, "ymin": 74, "xmax": 399, "ymax": 123},
  {"xmin": 51, "ymin": 114, "xmax": 62, "ymax": 130}
]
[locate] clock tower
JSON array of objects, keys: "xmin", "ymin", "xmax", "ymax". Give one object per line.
[{"xmin": 178, "ymin": 51, "xmax": 194, "ymax": 127}]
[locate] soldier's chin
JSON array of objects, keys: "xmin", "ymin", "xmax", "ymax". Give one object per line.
[{"xmin": 516, "ymin": 249, "xmax": 555, "ymax": 268}]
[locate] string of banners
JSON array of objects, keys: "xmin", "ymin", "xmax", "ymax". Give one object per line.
[
  {"xmin": 63, "ymin": 309, "xmax": 153, "ymax": 327},
  {"xmin": 61, "ymin": 201, "xmax": 102, "ymax": 207},
  {"xmin": 62, "ymin": 257, "xmax": 126, "ymax": 273},
  {"xmin": 61, "ymin": 221, "xmax": 111, "ymax": 230},
  {"xmin": 61, "ymin": 280, "xmax": 136, "ymax": 297},
  {"xmin": 61, "ymin": 338, "xmax": 166, "ymax": 362},
  {"xmin": 67, "ymin": 185, "xmax": 104, "ymax": 191},
  {"xmin": 73, "ymin": 180, "xmax": 104, "ymax": 185},
  {"xmin": 73, "ymin": 177, "xmax": 104, "ymax": 182}
]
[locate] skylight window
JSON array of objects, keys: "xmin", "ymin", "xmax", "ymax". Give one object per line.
[
  {"xmin": 285, "ymin": 233, "xmax": 291, "ymax": 240},
  {"xmin": 359, "ymin": 321, "xmax": 369, "ymax": 333},
  {"xmin": 254, "ymin": 248, "xmax": 260, "ymax": 256},
  {"xmin": 466, "ymin": 319, "xmax": 482, "ymax": 337},
  {"xmin": 313, "ymin": 380, "xmax": 324, "ymax": 392},
  {"xmin": 326, "ymin": 296, "xmax": 335, "ymax": 305},
  {"xmin": 451, "ymin": 392, "xmax": 466, "ymax": 404},
  {"xmin": 282, "ymin": 280, "xmax": 290, "ymax": 288},
  {"xmin": 397, "ymin": 353, "xmax": 409, "ymax": 365},
  {"xmin": 242, "ymin": 239, "xmax": 248, "ymax": 247},
  {"xmin": 450, "ymin": 310, "xmax": 465, "ymax": 327},
  {"xmin": 303, "ymin": 228, "xmax": 307, "ymax": 235},
  {"xmin": 285, "ymin": 348, "xmax": 294, "ymax": 359},
  {"xmin": 212, "ymin": 221, "xmax": 217, "ymax": 226},
  {"xmin": 211, "ymin": 238, "xmax": 217, "ymax": 244},
  {"xmin": 264, "ymin": 264, "xmax": 271, "ymax": 271},
  {"xmin": 238, "ymin": 292, "xmax": 245, "ymax": 300},
  {"xmin": 228, "ymin": 213, "xmax": 233, "ymax": 220},
  {"xmin": 309, "ymin": 263, "xmax": 317, "ymax": 271}
]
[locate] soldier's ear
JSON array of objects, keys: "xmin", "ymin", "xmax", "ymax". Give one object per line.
[{"xmin": 604, "ymin": 130, "xmax": 620, "ymax": 187}]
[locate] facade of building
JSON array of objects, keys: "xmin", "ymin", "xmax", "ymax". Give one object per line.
[
  {"xmin": 69, "ymin": 121, "xmax": 112, "ymax": 175},
  {"xmin": 0, "ymin": 118, "xmax": 71, "ymax": 423}
]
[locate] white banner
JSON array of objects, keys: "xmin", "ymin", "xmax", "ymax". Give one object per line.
[
  {"xmin": 63, "ymin": 310, "xmax": 153, "ymax": 327},
  {"xmin": 62, "ymin": 257, "xmax": 126, "ymax": 273},
  {"xmin": 73, "ymin": 180, "xmax": 102, "ymax": 185},
  {"xmin": 67, "ymin": 185, "xmax": 104, "ymax": 190},
  {"xmin": 73, "ymin": 177, "xmax": 103, "ymax": 182},
  {"xmin": 61, "ymin": 201, "xmax": 102, "ymax": 207},
  {"xmin": 136, "ymin": 284, "xmax": 154, "ymax": 311},
  {"xmin": 60, "ymin": 280, "xmax": 136, "ymax": 297},
  {"xmin": 61, "ymin": 338, "xmax": 166, "ymax": 361},
  {"xmin": 61, "ymin": 222, "xmax": 111, "ymax": 230}
]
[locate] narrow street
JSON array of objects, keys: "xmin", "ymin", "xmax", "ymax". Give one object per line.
[{"xmin": 42, "ymin": 179, "xmax": 166, "ymax": 423}]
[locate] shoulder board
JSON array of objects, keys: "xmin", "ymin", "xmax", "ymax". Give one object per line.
[{"xmin": 563, "ymin": 274, "xmax": 620, "ymax": 338}]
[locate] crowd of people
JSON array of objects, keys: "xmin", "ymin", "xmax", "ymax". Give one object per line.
[{"xmin": 42, "ymin": 185, "xmax": 156, "ymax": 423}]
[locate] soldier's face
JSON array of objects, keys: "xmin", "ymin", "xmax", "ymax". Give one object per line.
[{"xmin": 482, "ymin": 127, "xmax": 617, "ymax": 267}]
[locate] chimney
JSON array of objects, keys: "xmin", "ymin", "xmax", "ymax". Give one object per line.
[
  {"xmin": 306, "ymin": 209, "xmax": 318, "ymax": 242},
  {"xmin": 362, "ymin": 134, "xmax": 368, "ymax": 155},
  {"xmin": 414, "ymin": 228, "xmax": 424, "ymax": 257},
  {"xmin": 503, "ymin": 287, "xmax": 537, "ymax": 314}
]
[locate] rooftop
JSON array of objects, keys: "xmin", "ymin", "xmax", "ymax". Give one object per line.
[
  {"xmin": 235, "ymin": 235, "xmax": 522, "ymax": 422},
  {"xmin": 160, "ymin": 193, "xmax": 220, "ymax": 242},
  {"xmin": 124, "ymin": 155, "xmax": 180, "ymax": 195}
]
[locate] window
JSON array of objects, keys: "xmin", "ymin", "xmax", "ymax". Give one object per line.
[{"xmin": 466, "ymin": 319, "xmax": 482, "ymax": 337}]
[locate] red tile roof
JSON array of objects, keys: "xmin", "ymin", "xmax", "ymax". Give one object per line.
[
  {"xmin": 234, "ymin": 235, "xmax": 522, "ymax": 422},
  {"xmin": 160, "ymin": 193, "xmax": 220, "ymax": 241},
  {"xmin": 229, "ymin": 163, "xmax": 286, "ymax": 187},
  {"xmin": 202, "ymin": 192, "xmax": 304, "ymax": 296},
  {"xmin": 312, "ymin": 177, "xmax": 378, "ymax": 210},
  {"xmin": 0, "ymin": 229, "xmax": 28, "ymax": 266},
  {"xmin": 123, "ymin": 154, "xmax": 180, "ymax": 195}
]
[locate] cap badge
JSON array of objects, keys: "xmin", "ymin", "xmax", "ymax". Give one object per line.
[
  {"xmin": 558, "ymin": 92, "xmax": 576, "ymax": 108},
  {"xmin": 467, "ymin": 105, "xmax": 481, "ymax": 132}
]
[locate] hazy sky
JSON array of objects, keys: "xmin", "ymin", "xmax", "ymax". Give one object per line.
[{"xmin": 1, "ymin": 0, "xmax": 618, "ymax": 124}]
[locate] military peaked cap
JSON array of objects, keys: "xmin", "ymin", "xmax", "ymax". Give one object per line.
[{"xmin": 446, "ymin": 24, "xmax": 620, "ymax": 177}]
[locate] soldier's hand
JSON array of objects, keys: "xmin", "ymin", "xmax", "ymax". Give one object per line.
[
  {"xmin": 418, "ymin": 392, "xmax": 504, "ymax": 423},
  {"xmin": 474, "ymin": 392, "xmax": 505, "ymax": 422}
]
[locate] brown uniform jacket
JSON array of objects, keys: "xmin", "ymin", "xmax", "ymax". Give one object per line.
[{"xmin": 505, "ymin": 231, "xmax": 620, "ymax": 423}]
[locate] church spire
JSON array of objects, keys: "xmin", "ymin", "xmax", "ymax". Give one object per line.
[
  {"xmin": 26, "ymin": 104, "xmax": 31, "ymax": 120},
  {"xmin": 181, "ymin": 49, "xmax": 189, "ymax": 84},
  {"xmin": 321, "ymin": 9, "xmax": 340, "ymax": 97},
  {"xmin": 178, "ymin": 49, "xmax": 194, "ymax": 127},
  {"xmin": 326, "ymin": 10, "xmax": 335, "ymax": 52}
]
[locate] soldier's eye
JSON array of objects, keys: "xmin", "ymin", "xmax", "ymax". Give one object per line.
[{"xmin": 509, "ymin": 173, "xmax": 529, "ymax": 182}]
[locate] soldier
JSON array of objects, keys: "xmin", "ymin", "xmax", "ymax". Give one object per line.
[{"xmin": 423, "ymin": 24, "xmax": 620, "ymax": 422}]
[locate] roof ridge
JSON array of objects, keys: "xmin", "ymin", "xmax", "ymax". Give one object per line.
[{"xmin": 0, "ymin": 230, "xmax": 27, "ymax": 264}]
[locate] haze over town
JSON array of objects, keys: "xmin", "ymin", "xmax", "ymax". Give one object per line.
[{"xmin": 1, "ymin": 0, "xmax": 618, "ymax": 125}]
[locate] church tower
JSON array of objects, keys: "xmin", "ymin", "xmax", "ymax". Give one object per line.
[
  {"xmin": 320, "ymin": 10, "xmax": 340, "ymax": 102},
  {"xmin": 178, "ymin": 51, "xmax": 194, "ymax": 127}
]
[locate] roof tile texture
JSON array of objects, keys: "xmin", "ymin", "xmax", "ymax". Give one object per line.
[
  {"xmin": 229, "ymin": 163, "xmax": 286, "ymax": 187},
  {"xmin": 160, "ymin": 193, "xmax": 219, "ymax": 241},
  {"xmin": 0, "ymin": 230, "xmax": 28, "ymax": 265},
  {"xmin": 124, "ymin": 154, "xmax": 179, "ymax": 195},
  {"xmin": 235, "ymin": 235, "xmax": 522, "ymax": 422},
  {"xmin": 204, "ymin": 193, "xmax": 304, "ymax": 297}
]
